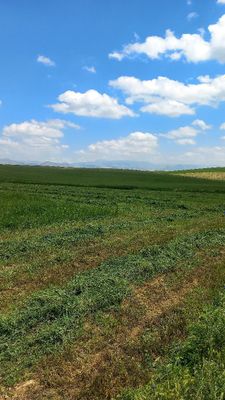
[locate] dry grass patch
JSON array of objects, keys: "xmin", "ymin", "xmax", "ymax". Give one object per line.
[
  {"xmin": 179, "ymin": 172, "xmax": 225, "ymax": 181},
  {"xmin": 3, "ymin": 250, "xmax": 225, "ymax": 400},
  {"xmin": 14, "ymin": 270, "xmax": 199, "ymax": 400}
]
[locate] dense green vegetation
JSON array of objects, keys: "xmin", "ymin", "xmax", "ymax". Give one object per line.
[
  {"xmin": 1, "ymin": 164, "xmax": 225, "ymax": 192},
  {"xmin": 0, "ymin": 165, "xmax": 225, "ymax": 399}
]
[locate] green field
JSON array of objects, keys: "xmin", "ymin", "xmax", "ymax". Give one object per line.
[{"xmin": 0, "ymin": 165, "xmax": 225, "ymax": 400}]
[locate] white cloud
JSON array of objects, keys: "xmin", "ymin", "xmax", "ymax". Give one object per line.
[
  {"xmin": 141, "ymin": 100, "xmax": 194, "ymax": 117},
  {"xmin": 192, "ymin": 119, "xmax": 211, "ymax": 130},
  {"xmin": 0, "ymin": 119, "xmax": 79, "ymax": 161},
  {"xmin": 0, "ymin": 138, "xmax": 19, "ymax": 148},
  {"xmin": 217, "ymin": 0, "xmax": 225, "ymax": 4},
  {"xmin": 160, "ymin": 119, "xmax": 210, "ymax": 145},
  {"xmin": 109, "ymin": 52, "xmax": 124, "ymax": 61},
  {"xmin": 37, "ymin": 55, "xmax": 55, "ymax": 67},
  {"xmin": 83, "ymin": 66, "xmax": 96, "ymax": 73},
  {"xmin": 187, "ymin": 12, "xmax": 198, "ymax": 21},
  {"xmin": 109, "ymin": 14, "xmax": 225, "ymax": 63},
  {"xmin": 76, "ymin": 132, "xmax": 158, "ymax": 161},
  {"xmin": 2, "ymin": 119, "xmax": 79, "ymax": 139},
  {"xmin": 50, "ymin": 89, "xmax": 135, "ymax": 119},
  {"xmin": 161, "ymin": 126, "xmax": 198, "ymax": 145},
  {"xmin": 176, "ymin": 138, "xmax": 196, "ymax": 145},
  {"xmin": 76, "ymin": 138, "xmax": 225, "ymax": 166},
  {"xmin": 75, "ymin": 119, "xmax": 211, "ymax": 164},
  {"xmin": 109, "ymin": 74, "xmax": 225, "ymax": 117},
  {"xmin": 163, "ymin": 126, "xmax": 198, "ymax": 139}
]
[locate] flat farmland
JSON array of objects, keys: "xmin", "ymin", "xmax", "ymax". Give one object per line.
[{"xmin": 0, "ymin": 165, "xmax": 225, "ymax": 400}]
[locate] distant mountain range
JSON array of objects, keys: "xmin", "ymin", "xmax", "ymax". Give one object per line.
[{"xmin": 0, "ymin": 158, "xmax": 215, "ymax": 171}]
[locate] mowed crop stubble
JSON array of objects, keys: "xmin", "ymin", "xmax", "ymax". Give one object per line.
[{"xmin": 0, "ymin": 165, "xmax": 225, "ymax": 400}]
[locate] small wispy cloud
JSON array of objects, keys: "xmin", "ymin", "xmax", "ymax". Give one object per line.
[
  {"xmin": 83, "ymin": 66, "xmax": 96, "ymax": 73},
  {"xmin": 187, "ymin": 11, "xmax": 198, "ymax": 21},
  {"xmin": 198, "ymin": 27, "xmax": 206, "ymax": 37},
  {"xmin": 217, "ymin": 0, "xmax": 225, "ymax": 4},
  {"xmin": 192, "ymin": 119, "xmax": 211, "ymax": 130},
  {"xmin": 134, "ymin": 32, "xmax": 140, "ymax": 41},
  {"xmin": 37, "ymin": 55, "xmax": 55, "ymax": 67},
  {"xmin": 220, "ymin": 122, "xmax": 225, "ymax": 129}
]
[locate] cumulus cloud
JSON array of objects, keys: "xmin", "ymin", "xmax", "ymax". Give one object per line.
[
  {"xmin": 76, "ymin": 138, "xmax": 225, "ymax": 166},
  {"xmin": 192, "ymin": 119, "xmax": 211, "ymax": 130},
  {"xmin": 83, "ymin": 66, "xmax": 96, "ymax": 73},
  {"xmin": 50, "ymin": 89, "xmax": 135, "ymax": 119},
  {"xmin": 76, "ymin": 132, "xmax": 158, "ymax": 161},
  {"xmin": 141, "ymin": 100, "xmax": 194, "ymax": 117},
  {"xmin": 163, "ymin": 126, "xmax": 198, "ymax": 139},
  {"xmin": 109, "ymin": 14, "xmax": 225, "ymax": 63},
  {"xmin": 74, "ymin": 120, "xmax": 212, "ymax": 165},
  {"xmin": 161, "ymin": 126, "xmax": 198, "ymax": 145},
  {"xmin": 37, "ymin": 55, "xmax": 55, "ymax": 67},
  {"xmin": 161, "ymin": 120, "xmax": 211, "ymax": 145},
  {"xmin": 0, "ymin": 119, "xmax": 79, "ymax": 161},
  {"xmin": 109, "ymin": 74, "xmax": 225, "ymax": 117}
]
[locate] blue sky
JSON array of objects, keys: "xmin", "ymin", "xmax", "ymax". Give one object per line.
[{"xmin": 1, "ymin": 0, "xmax": 225, "ymax": 166}]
